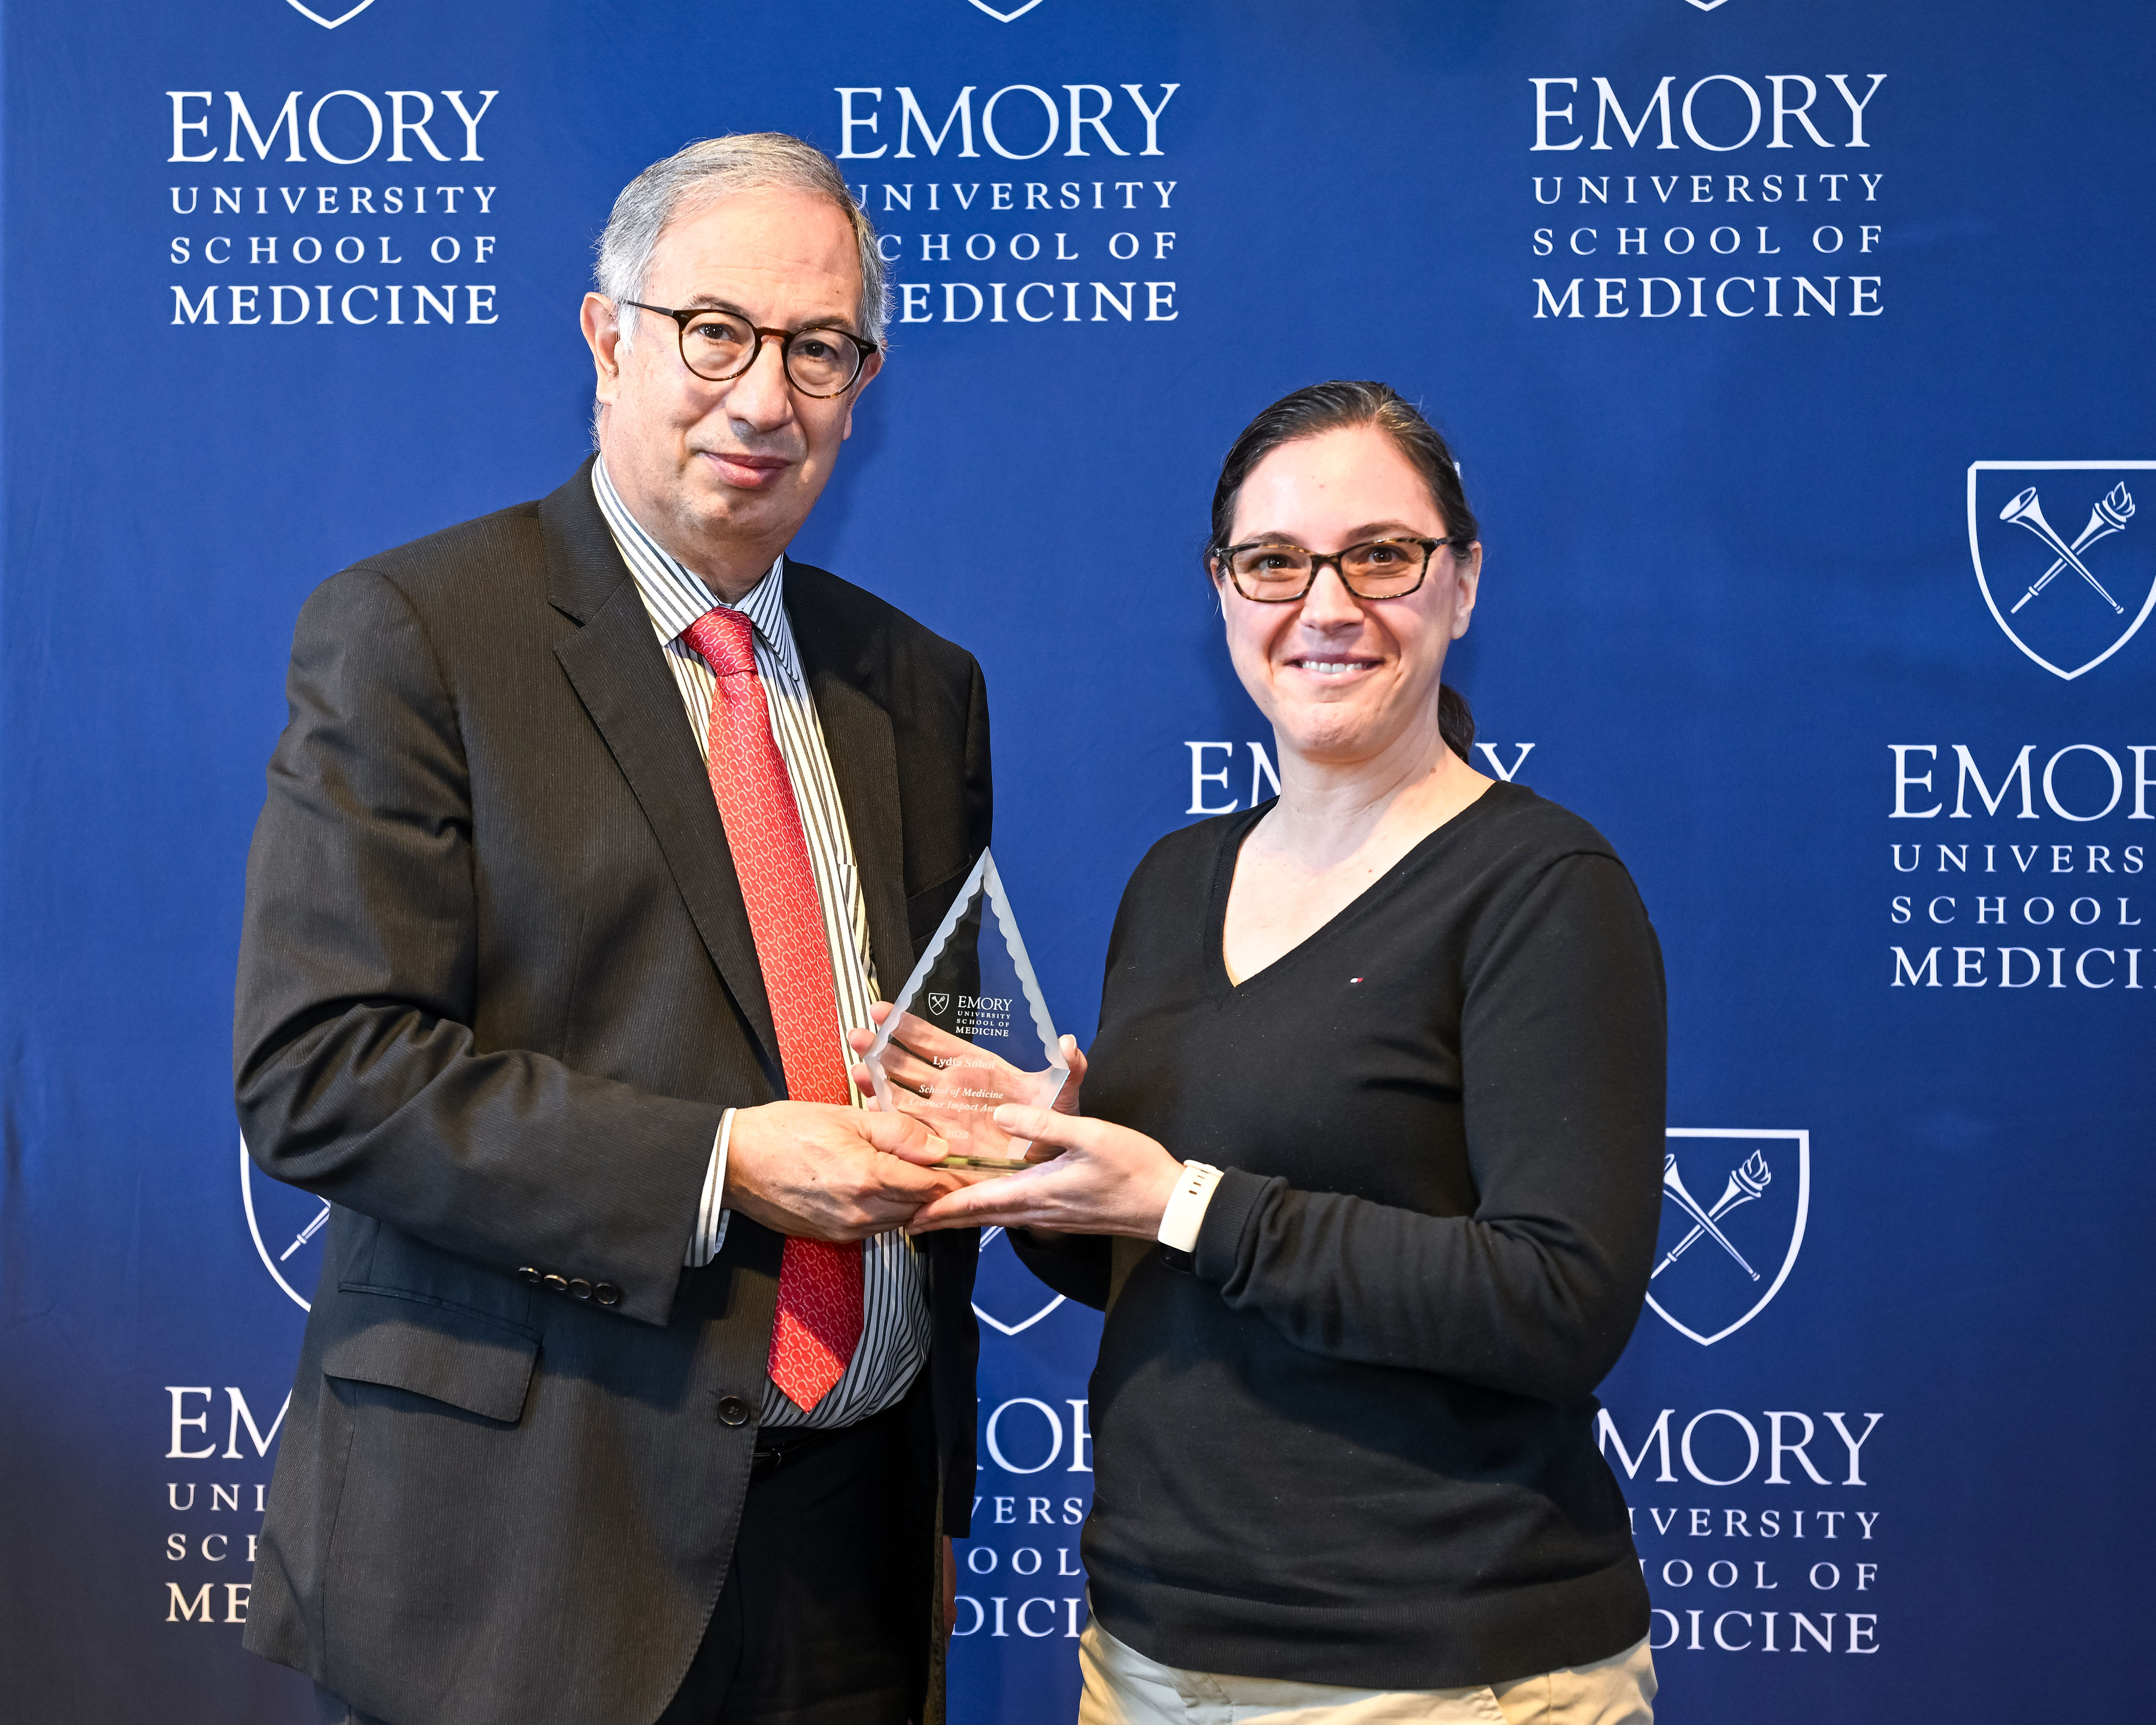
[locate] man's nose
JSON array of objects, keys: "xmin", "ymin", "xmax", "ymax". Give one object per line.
[{"xmin": 723, "ymin": 337, "xmax": 797, "ymax": 432}]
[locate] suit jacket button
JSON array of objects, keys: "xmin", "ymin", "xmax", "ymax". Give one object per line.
[
  {"xmin": 593, "ymin": 1282, "xmax": 622, "ymax": 1306},
  {"xmin": 517, "ymin": 1267, "xmax": 541, "ymax": 1284},
  {"xmin": 716, "ymin": 1396, "xmax": 752, "ymax": 1427},
  {"xmin": 568, "ymin": 1278, "xmax": 593, "ymax": 1301},
  {"xmin": 542, "ymin": 1273, "xmax": 569, "ymax": 1294}
]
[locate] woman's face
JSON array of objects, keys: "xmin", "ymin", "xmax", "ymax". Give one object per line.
[{"xmin": 1217, "ymin": 423, "xmax": 1480, "ymax": 769}]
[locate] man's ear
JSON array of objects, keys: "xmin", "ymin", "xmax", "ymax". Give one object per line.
[
  {"xmin": 582, "ymin": 293, "xmax": 624, "ymax": 407},
  {"xmin": 840, "ymin": 348, "xmax": 885, "ymax": 441}
]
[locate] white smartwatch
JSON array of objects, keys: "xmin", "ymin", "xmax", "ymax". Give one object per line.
[{"xmin": 1156, "ymin": 1161, "xmax": 1225, "ymax": 1272}]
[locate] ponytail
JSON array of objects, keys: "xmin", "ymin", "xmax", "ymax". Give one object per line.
[{"xmin": 1438, "ymin": 684, "xmax": 1474, "ymax": 764}]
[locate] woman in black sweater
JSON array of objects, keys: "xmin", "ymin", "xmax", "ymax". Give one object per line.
[{"xmin": 895, "ymin": 383, "xmax": 1666, "ymax": 1723}]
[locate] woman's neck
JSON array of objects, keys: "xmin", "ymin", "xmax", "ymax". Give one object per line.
[{"xmin": 1261, "ymin": 717, "xmax": 1488, "ymax": 871}]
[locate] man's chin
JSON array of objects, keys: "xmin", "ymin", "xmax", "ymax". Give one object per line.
[{"xmin": 669, "ymin": 488, "xmax": 825, "ymax": 570}]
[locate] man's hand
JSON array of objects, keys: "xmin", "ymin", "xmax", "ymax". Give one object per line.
[{"xmin": 722, "ymin": 1101, "xmax": 962, "ymax": 1241}]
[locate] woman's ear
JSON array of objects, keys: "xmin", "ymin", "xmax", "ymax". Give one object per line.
[{"xmin": 1449, "ymin": 544, "xmax": 1482, "ymax": 641}]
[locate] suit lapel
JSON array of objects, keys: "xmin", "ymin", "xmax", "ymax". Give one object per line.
[
  {"xmin": 786, "ymin": 563, "xmax": 914, "ymax": 998},
  {"xmin": 542, "ymin": 468, "xmax": 782, "ymax": 1077}
]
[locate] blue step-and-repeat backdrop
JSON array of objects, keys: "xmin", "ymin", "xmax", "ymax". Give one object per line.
[{"xmin": 2, "ymin": 0, "xmax": 2150, "ymax": 1719}]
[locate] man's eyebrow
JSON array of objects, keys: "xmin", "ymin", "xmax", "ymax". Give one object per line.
[{"xmin": 671, "ymin": 293, "xmax": 862, "ymax": 336}]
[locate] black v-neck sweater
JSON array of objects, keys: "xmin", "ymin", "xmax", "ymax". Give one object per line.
[{"xmin": 1015, "ymin": 782, "xmax": 1666, "ymax": 1688}]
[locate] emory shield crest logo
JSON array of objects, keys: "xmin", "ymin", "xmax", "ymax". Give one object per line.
[
  {"xmin": 1644, "ymin": 1128, "xmax": 1809, "ymax": 1346},
  {"xmin": 1969, "ymin": 461, "xmax": 2156, "ymax": 680},
  {"xmin": 927, "ymin": 992, "xmax": 953, "ymax": 1017},
  {"xmin": 972, "ymin": 1225, "xmax": 1065, "ymax": 1336},
  {"xmin": 286, "ymin": 0, "xmax": 377, "ymax": 26},
  {"xmin": 241, "ymin": 1136, "xmax": 328, "ymax": 1311}
]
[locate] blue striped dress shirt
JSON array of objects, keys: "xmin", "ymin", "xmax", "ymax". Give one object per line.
[{"xmin": 593, "ymin": 458, "xmax": 929, "ymax": 1429}]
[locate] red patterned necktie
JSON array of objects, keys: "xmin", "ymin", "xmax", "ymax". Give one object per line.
[{"xmin": 683, "ymin": 606, "xmax": 863, "ymax": 1412}]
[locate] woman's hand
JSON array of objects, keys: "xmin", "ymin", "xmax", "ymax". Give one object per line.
[
  {"xmin": 1049, "ymin": 1035, "xmax": 1085, "ymax": 1115},
  {"xmin": 847, "ymin": 1005, "xmax": 1088, "ymax": 1167},
  {"xmin": 904, "ymin": 1104, "xmax": 1182, "ymax": 1239}
]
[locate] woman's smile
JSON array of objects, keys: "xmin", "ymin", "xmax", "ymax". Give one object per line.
[{"xmin": 1284, "ymin": 650, "xmax": 1381, "ymax": 680}]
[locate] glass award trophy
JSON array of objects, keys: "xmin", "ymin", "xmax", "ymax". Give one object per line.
[{"xmin": 859, "ymin": 850, "xmax": 1070, "ymax": 1173}]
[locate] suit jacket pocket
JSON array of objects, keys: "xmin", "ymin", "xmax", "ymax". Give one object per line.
[{"xmin": 322, "ymin": 1285, "xmax": 541, "ymax": 1424}]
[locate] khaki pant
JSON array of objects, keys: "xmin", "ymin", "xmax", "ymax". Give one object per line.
[{"xmin": 1078, "ymin": 1621, "xmax": 1655, "ymax": 1725}]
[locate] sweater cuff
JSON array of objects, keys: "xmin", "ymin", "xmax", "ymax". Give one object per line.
[{"xmin": 1191, "ymin": 1166, "xmax": 1272, "ymax": 1285}]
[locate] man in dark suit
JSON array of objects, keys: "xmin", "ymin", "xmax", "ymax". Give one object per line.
[{"xmin": 234, "ymin": 134, "xmax": 989, "ymax": 1725}]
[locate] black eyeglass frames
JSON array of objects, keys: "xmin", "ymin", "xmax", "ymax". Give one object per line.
[
  {"xmin": 620, "ymin": 301, "xmax": 879, "ymax": 398},
  {"xmin": 1210, "ymin": 535, "xmax": 1471, "ymax": 603}
]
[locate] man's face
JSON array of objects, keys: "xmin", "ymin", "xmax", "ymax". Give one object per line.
[{"xmin": 582, "ymin": 186, "xmax": 880, "ymax": 589}]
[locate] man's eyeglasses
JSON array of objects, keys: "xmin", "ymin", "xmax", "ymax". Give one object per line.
[
  {"xmin": 620, "ymin": 302, "xmax": 879, "ymax": 398},
  {"xmin": 1210, "ymin": 536, "xmax": 1469, "ymax": 603}
]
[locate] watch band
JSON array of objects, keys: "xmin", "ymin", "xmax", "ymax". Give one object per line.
[{"xmin": 1156, "ymin": 1161, "xmax": 1224, "ymax": 1271}]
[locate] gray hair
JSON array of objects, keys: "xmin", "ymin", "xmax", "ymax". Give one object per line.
[{"xmin": 594, "ymin": 133, "xmax": 888, "ymax": 350}]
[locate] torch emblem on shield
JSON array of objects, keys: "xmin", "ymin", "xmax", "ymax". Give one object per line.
[
  {"xmin": 1645, "ymin": 1130, "xmax": 1809, "ymax": 1347},
  {"xmin": 241, "ymin": 1135, "xmax": 329, "ymax": 1312},
  {"xmin": 1969, "ymin": 461, "xmax": 2156, "ymax": 680}
]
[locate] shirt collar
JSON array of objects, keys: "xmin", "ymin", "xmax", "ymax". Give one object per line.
[{"xmin": 591, "ymin": 458, "xmax": 790, "ymax": 656}]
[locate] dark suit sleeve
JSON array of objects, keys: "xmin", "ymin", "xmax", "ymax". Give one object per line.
[{"xmin": 234, "ymin": 567, "xmax": 722, "ymax": 1326}]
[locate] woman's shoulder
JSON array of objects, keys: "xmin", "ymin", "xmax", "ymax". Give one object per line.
[
  {"xmin": 1124, "ymin": 806, "xmax": 1261, "ymax": 892},
  {"xmin": 1446, "ymin": 783, "xmax": 1657, "ymax": 961},
  {"xmin": 1464, "ymin": 780, "xmax": 1630, "ymax": 872},
  {"xmin": 1101, "ymin": 808, "xmax": 1258, "ymax": 949},
  {"xmin": 1096, "ymin": 810, "xmax": 1253, "ymax": 984},
  {"xmin": 1433, "ymin": 783, "xmax": 1653, "ymax": 939}
]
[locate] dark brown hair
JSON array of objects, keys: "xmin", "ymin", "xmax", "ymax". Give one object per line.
[{"xmin": 1207, "ymin": 381, "xmax": 1478, "ymax": 762}]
